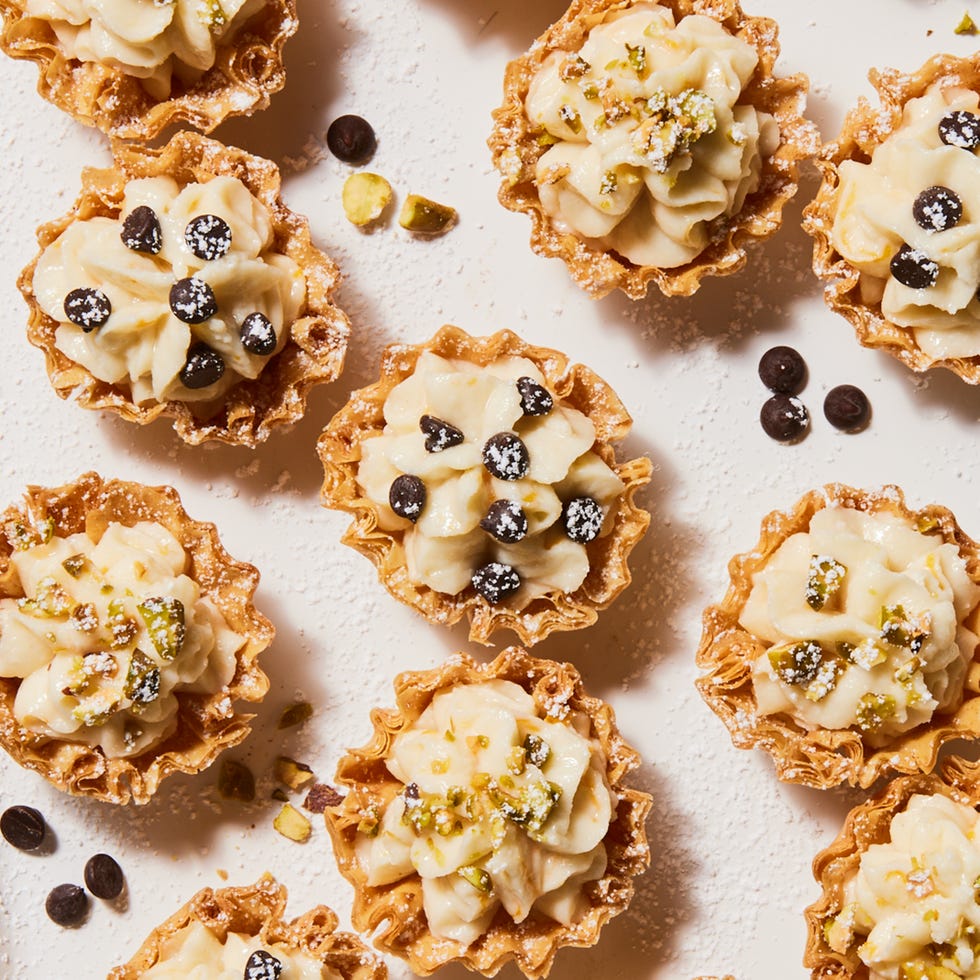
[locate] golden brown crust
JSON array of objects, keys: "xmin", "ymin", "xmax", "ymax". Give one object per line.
[
  {"xmin": 0, "ymin": 0, "xmax": 295, "ymax": 140},
  {"xmin": 316, "ymin": 324, "xmax": 652, "ymax": 646},
  {"xmin": 323, "ymin": 647, "xmax": 652, "ymax": 979},
  {"xmin": 18, "ymin": 130, "xmax": 349, "ymax": 448},
  {"xmin": 804, "ymin": 760, "xmax": 980, "ymax": 979},
  {"xmin": 0, "ymin": 471, "xmax": 274, "ymax": 805},
  {"xmin": 109, "ymin": 873, "xmax": 387, "ymax": 978},
  {"xmin": 695, "ymin": 483, "xmax": 980, "ymax": 790},
  {"xmin": 803, "ymin": 53, "xmax": 980, "ymax": 383},
  {"xmin": 487, "ymin": 0, "xmax": 817, "ymax": 299}
]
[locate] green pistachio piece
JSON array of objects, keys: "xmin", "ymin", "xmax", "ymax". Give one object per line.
[
  {"xmin": 277, "ymin": 701, "xmax": 313, "ymax": 729},
  {"xmin": 137, "ymin": 596, "xmax": 186, "ymax": 661},
  {"xmin": 62, "ymin": 554, "xmax": 88, "ymax": 578},
  {"xmin": 274, "ymin": 756, "xmax": 315, "ymax": 791},
  {"xmin": 558, "ymin": 103, "xmax": 583, "ymax": 135},
  {"xmin": 198, "ymin": 0, "xmax": 226, "ymax": 30},
  {"xmin": 523, "ymin": 733, "xmax": 551, "ymax": 768},
  {"xmin": 803, "ymin": 657, "xmax": 844, "ymax": 702},
  {"xmin": 581, "ymin": 82, "xmax": 599, "ymax": 100},
  {"xmin": 17, "ymin": 577, "xmax": 72, "ymax": 619},
  {"xmin": 125, "ymin": 649, "xmax": 160, "ymax": 707},
  {"xmin": 899, "ymin": 964, "xmax": 960, "ymax": 980},
  {"xmin": 342, "ymin": 172, "xmax": 393, "ymax": 227},
  {"xmin": 273, "ymin": 803, "xmax": 311, "ymax": 843},
  {"xmin": 536, "ymin": 132, "xmax": 560, "ymax": 147},
  {"xmin": 72, "ymin": 703, "xmax": 116, "ymax": 727},
  {"xmin": 767, "ymin": 640, "xmax": 824, "ymax": 686},
  {"xmin": 600, "ymin": 170, "xmax": 618, "ymax": 195},
  {"xmin": 107, "ymin": 599, "xmax": 138, "ymax": 649},
  {"xmin": 218, "ymin": 759, "xmax": 255, "ymax": 802},
  {"xmin": 955, "ymin": 13, "xmax": 978, "ymax": 35},
  {"xmin": 458, "ymin": 865, "xmax": 492, "ymax": 893},
  {"xmin": 506, "ymin": 746, "xmax": 526, "ymax": 776},
  {"xmin": 806, "ymin": 555, "xmax": 847, "ymax": 611},
  {"xmin": 492, "ymin": 779, "xmax": 561, "ymax": 835},
  {"xmin": 879, "ymin": 604, "xmax": 927, "ymax": 650},
  {"xmin": 357, "ymin": 805, "xmax": 381, "ymax": 838},
  {"xmin": 625, "ymin": 42, "xmax": 647, "ymax": 76},
  {"xmin": 69, "ymin": 602, "xmax": 99, "ymax": 633},
  {"xmin": 855, "ymin": 692, "xmax": 897, "ymax": 733},
  {"xmin": 398, "ymin": 194, "xmax": 457, "ymax": 236},
  {"xmin": 558, "ymin": 54, "xmax": 590, "ymax": 81}
]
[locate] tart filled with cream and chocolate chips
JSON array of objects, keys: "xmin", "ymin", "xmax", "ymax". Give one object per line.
[
  {"xmin": 696, "ymin": 484, "xmax": 980, "ymax": 789},
  {"xmin": 323, "ymin": 647, "xmax": 651, "ymax": 979},
  {"xmin": 110, "ymin": 873, "xmax": 387, "ymax": 979},
  {"xmin": 804, "ymin": 55, "xmax": 980, "ymax": 383},
  {"xmin": 317, "ymin": 325, "xmax": 651, "ymax": 646},
  {"xmin": 488, "ymin": 0, "xmax": 816, "ymax": 299},
  {"xmin": 21, "ymin": 131, "xmax": 350, "ymax": 447},
  {"xmin": 0, "ymin": 0, "xmax": 296, "ymax": 139},
  {"xmin": 0, "ymin": 472, "xmax": 273, "ymax": 804}
]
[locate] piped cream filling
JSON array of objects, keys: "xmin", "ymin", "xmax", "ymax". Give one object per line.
[
  {"xmin": 33, "ymin": 174, "xmax": 305, "ymax": 406},
  {"xmin": 525, "ymin": 2, "xmax": 779, "ymax": 268},
  {"xmin": 141, "ymin": 921, "xmax": 339, "ymax": 979},
  {"xmin": 831, "ymin": 85, "xmax": 980, "ymax": 360},
  {"xmin": 827, "ymin": 794, "xmax": 980, "ymax": 980},
  {"xmin": 356, "ymin": 680, "xmax": 616, "ymax": 946},
  {"xmin": 23, "ymin": 0, "xmax": 266, "ymax": 100},
  {"xmin": 0, "ymin": 521, "xmax": 243, "ymax": 758},
  {"xmin": 356, "ymin": 351, "xmax": 625, "ymax": 606},
  {"xmin": 743, "ymin": 507, "xmax": 980, "ymax": 742}
]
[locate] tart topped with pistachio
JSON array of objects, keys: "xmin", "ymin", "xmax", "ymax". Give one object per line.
[
  {"xmin": 317, "ymin": 325, "xmax": 651, "ymax": 646},
  {"xmin": 696, "ymin": 485, "xmax": 980, "ymax": 789}
]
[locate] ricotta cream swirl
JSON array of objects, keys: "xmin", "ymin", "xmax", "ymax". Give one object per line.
[
  {"xmin": 524, "ymin": 2, "xmax": 779, "ymax": 268},
  {"xmin": 827, "ymin": 793, "xmax": 980, "ymax": 980},
  {"xmin": 0, "ymin": 521, "xmax": 243, "ymax": 758},
  {"xmin": 32, "ymin": 174, "xmax": 305, "ymax": 407},
  {"xmin": 23, "ymin": 0, "xmax": 266, "ymax": 100},
  {"xmin": 831, "ymin": 85, "xmax": 980, "ymax": 361},
  {"xmin": 742, "ymin": 507, "xmax": 980, "ymax": 741},
  {"xmin": 356, "ymin": 351, "xmax": 625, "ymax": 606},
  {"xmin": 355, "ymin": 679, "xmax": 615, "ymax": 946}
]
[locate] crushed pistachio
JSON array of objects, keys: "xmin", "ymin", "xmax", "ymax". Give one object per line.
[
  {"xmin": 277, "ymin": 701, "xmax": 313, "ymax": 729},
  {"xmin": 357, "ymin": 805, "xmax": 381, "ymax": 837},
  {"xmin": 955, "ymin": 12, "xmax": 978, "ymax": 34},
  {"xmin": 125, "ymin": 649, "xmax": 160, "ymax": 707},
  {"xmin": 625, "ymin": 43, "xmax": 647, "ymax": 77},
  {"xmin": 137, "ymin": 596, "xmax": 186, "ymax": 661},
  {"xmin": 17, "ymin": 577, "xmax": 72, "ymax": 619},
  {"xmin": 273, "ymin": 804, "xmax": 311, "ymax": 843},
  {"xmin": 768, "ymin": 640, "xmax": 824, "ymax": 686},
  {"xmin": 599, "ymin": 170, "xmax": 618, "ymax": 195},
  {"xmin": 855, "ymin": 692, "xmax": 897, "ymax": 733},
  {"xmin": 68, "ymin": 602, "xmax": 99, "ymax": 633},
  {"xmin": 218, "ymin": 759, "xmax": 255, "ymax": 802},
  {"xmin": 630, "ymin": 87, "xmax": 717, "ymax": 173},
  {"xmin": 559, "ymin": 54, "xmax": 590, "ymax": 81},
  {"xmin": 458, "ymin": 865, "xmax": 492, "ymax": 893},
  {"xmin": 342, "ymin": 172, "xmax": 393, "ymax": 227},
  {"xmin": 805, "ymin": 555, "xmax": 847, "ymax": 611},
  {"xmin": 558, "ymin": 103, "xmax": 583, "ymax": 135},
  {"xmin": 62, "ymin": 554, "xmax": 87, "ymax": 578},
  {"xmin": 879, "ymin": 604, "xmax": 927, "ymax": 651},
  {"xmin": 107, "ymin": 599, "xmax": 137, "ymax": 649},
  {"xmin": 274, "ymin": 756, "xmax": 315, "ymax": 791},
  {"xmin": 198, "ymin": 0, "xmax": 226, "ymax": 30},
  {"xmin": 399, "ymin": 194, "xmax": 457, "ymax": 235},
  {"xmin": 523, "ymin": 733, "xmax": 550, "ymax": 768},
  {"xmin": 506, "ymin": 745, "xmax": 526, "ymax": 776}
]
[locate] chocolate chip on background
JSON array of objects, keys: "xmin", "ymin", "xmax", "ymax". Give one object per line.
[
  {"xmin": 889, "ymin": 244, "xmax": 939, "ymax": 289},
  {"xmin": 760, "ymin": 394, "xmax": 809, "ymax": 443},
  {"xmin": 0, "ymin": 805, "xmax": 45, "ymax": 851},
  {"xmin": 179, "ymin": 342, "xmax": 225, "ymax": 389},
  {"xmin": 244, "ymin": 949, "xmax": 283, "ymax": 980},
  {"xmin": 84, "ymin": 853, "xmax": 124, "ymax": 900},
  {"xmin": 939, "ymin": 109, "xmax": 980, "ymax": 150},
  {"xmin": 758, "ymin": 345, "xmax": 806, "ymax": 394},
  {"xmin": 389, "ymin": 474, "xmax": 426, "ymax": 522},
  {"xmin": 184, "ymin": 214, "xmax": 232, "ymax": 261},
  {"xmin": 120, "ymin": 205, "xmax": 163, "ymax": 254},
  {"xmin": 471, "ymin": 562, "xmax": 521, "ymax": 603},
  {"xmin": 516, "ymin": 376, "xmax": 554, "ymax": 416},
  {"xmin": 240, "ymin": 312, "xmax": 277, "ymax": 356},
  {"xmin": 169, "ymin": 276, "xmax": 218, "ymax": 324},
  {"xmin": 326, "ymin": 114, "xmax": 377, "ymax": 164},
  {"xmin": 913, "ymin": 185, "xmax": 963, "ymax": 232},
  {"xmin": 64, "ymin": 287, "xmax": 111, "ymax": 332},
  {"xmin": 824, "ymin": 384, "xmax": 871, "ymax": 432},
  {"xmin": 45, "ymin": 883, "xmax": 89, "ymax": 927},
  {"xmin": 419, "ymin": 414, "xmax": 464, "ymax": 453},
  {"xmin": 302, "ymin": 783, "xmax": 343, "ymax": 814},
  {"xmin": 480, "ymin": 499, "xmax": 529, "ymax": 543},
  {"xmin": 482, "ymin": 432, "xmax": 530, "ymax": 481},
  {"xmin": 562, "ymin": 496, "xmax": 603, "ymax": 544}
]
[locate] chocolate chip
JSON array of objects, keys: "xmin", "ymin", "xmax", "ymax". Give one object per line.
[
  {"xmin": 889, "ymin": 244, "xmax": 939, "ymax": 289},
  {"xmin": 326, "ymin": 115, "xmax": 377, "ymax": 164},
  {"xmin": 302, "ymin": 783, "xmax": 343, "ymax": 814},
  {"xmin": 45, "ymin": 884, "xmax": 89, "ymax": 927},
  {"xmin": 184, "ymin": 214, "xmax": 232, "ymax": 261},
  {"xmin": 480, "ymin": 499, "xmax": 528, "ymax": 543},
  {"xmin": 84, "ymin": 853, "xmax": 124, "ymax": 900},
  {"xmin": 913, "ymin": 186, "xmax": 963, "ymax": 232},
  {"xmin": 562, "ymin": 496, "xmax": 603, "ymax": 543},
  {"xmin": 169, "ymin": 277, "xmax": 217, "ymax": 324},
  {"xmin": 482, "ymin": 432, "xmax": 530, "ymax": 481},
  {"xmin": 120, "ymin": 205, "xmax": 163, "ymax": 254},
  {"xmin": 1, "ymin": 805, "xmax": 45, "ymax": 851},
  {"xmin": 244, "ymin": 950, "xmax": 282, "ymax": 980},
  {"xmin": 516, "ymin": 376, "xmax": 553, "ymax": 416},
  {"xmin": 471, "ymin": 562, "xmax": 521, "ymax": 603},
  {"xmin": 389, "ymin": 474, "xmax": 426, "ymax": 522},
  {"xmin": 823, "ymin": 384, "xmax": 871, "ymax": 432},
  {"xmin": 939, "ymin": 110, "xmax": 980, "ymax": 150},
  {"xmin": 240, "ymin": 312, "xmax": 277, "ymax": 356},
  {"xmin": 179, "ymin": 342, "xmax": 225, "ymax": 389},
  {"xmin": 760, "ymin": 394, "xmax": 809, "ymax": 443},
  {"xmin": 758, "ymin": 346, "xmax": 806, "ymax": 394},
  {"xmin": 64, "ymin": 287, "xmax": 111, "ymax": 331},
  {"xmin": 419, "ymin": 414, "xmax": 464, "ymax": 453}
]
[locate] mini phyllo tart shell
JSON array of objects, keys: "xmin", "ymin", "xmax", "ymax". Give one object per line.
[
  {"xmin": 804, "ymin": 54, "xmax": 980, "ymax": 383},
  {"xmin": 0, "ymin": 0, "xmax": 295, "ymax": 140},
  {"xmin": 0, "ymin": 471, "xmax": 273, "ymax": 805},
  {"xmin": 323, "ymin": 647, "xmax": 652, "ymax": 979},
  {"xmin": 316, "ymin": 324, "xmax": 651, "ymax": 647},
  {"xmin": 804, "ymin": 760, "xmax": 980, "ymax": 980},
  {"xmin": 109, "ymin": 873, "xmax": 387, "ymax": 978},
  {"xmin": 695, "ymin": 484, "xmax": 980, "ymax": 790},
  {"xmin": 487, "ymin": 0, "xmax": 816, "ymax": 300},
  {"xmin": 20, "ymin": 130, "xmax": 350, "ymax": 448}
]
